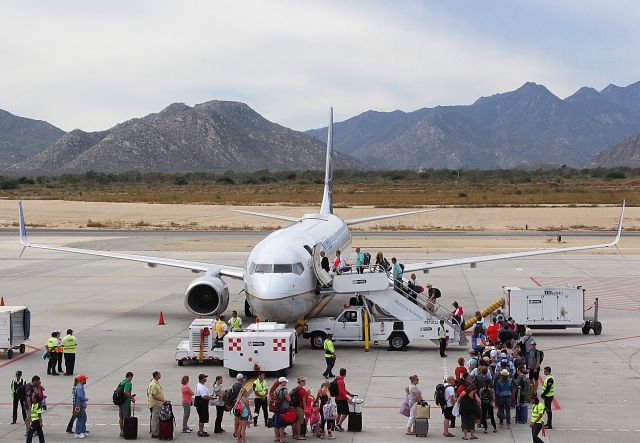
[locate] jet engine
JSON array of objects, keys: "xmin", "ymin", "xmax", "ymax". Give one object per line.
[{"xmin": 184, "ymin": 275, "xmax": 229, "ymax": 316}]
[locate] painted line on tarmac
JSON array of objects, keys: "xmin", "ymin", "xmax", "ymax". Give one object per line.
[
  {"xmin": 542, "ymin": 335, "xmax": 640, "ymax": 352},
  {"xmin": 0, "ymin": 345, "xmax": 41, "ymax": 369}
]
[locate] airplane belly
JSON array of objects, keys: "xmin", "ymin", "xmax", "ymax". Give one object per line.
[{"xmin": 247, "ymin": 290, "xmax": 318, "ymax": 322}]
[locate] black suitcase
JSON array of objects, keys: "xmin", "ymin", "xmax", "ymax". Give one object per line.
[
  {"xmin": 415, "ymin": 418, "xmax": 429, "ymax": 437},
  {"xmin": 515, "ymin": 403, "xmax": 528, "ymax": 424},
  {"xmin": 347, "ymin": 412, "xmax": 362, "ymax": 432},
  {"xmin": 123, "ymin": 408, "xmax": 138, "ymax": 440}
]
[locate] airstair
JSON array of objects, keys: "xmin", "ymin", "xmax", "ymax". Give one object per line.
[{"xmin": 311, "ymin": 256, "xmax": 467, "ymax": 345}]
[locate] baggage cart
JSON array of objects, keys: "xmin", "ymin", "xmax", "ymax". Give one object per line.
[{"xmin": 0, "ymin": 306, "xmax": 30, "ymax": 359}]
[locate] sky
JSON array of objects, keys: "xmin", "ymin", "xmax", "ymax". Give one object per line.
[{"xmin": 1, "ymin": 0, "xmax": 640, "ymax": 132}]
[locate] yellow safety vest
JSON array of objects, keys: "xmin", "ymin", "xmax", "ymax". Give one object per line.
[
  {"xmin": 229, "ymin": 316, "xmax": 241, "ymax": 331},
  {"xmin": 253, "ymin": 380, "xmax": 268, "ymax": 398},
  {"xmin": 437, "ymin": 325, "xmax": 445, "ymax": 339},
  {"xmin": 31, "ymin": 403, "xmax": 42, "ymax": 423},
  {"xmin": 323, "ymin": 339, "xmax": 335, "ymax": 358},
  {"xmin": 47, "ymin": 337, "xmax": 57, "ymax": 352},
  {"xmin": 63, "ymin": 335, "xmax": 77, "ymax": 353},
  {"xmin": 530, "ymin": 402, "xmax": 545, "ymax": 423},
  {"xmin": 11, "ymin": 378, "xmax": 24, "ymax": 398},
  {"xmin": 542, "ymin": 375, "xmax": 555, "ymax": 397},
  {"xmin": 215, "ymin": 321, "xmax": 225, "ymax": 338}
]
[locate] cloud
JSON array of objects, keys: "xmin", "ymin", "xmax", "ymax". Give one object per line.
[{"xmin": 0, "ymin": 1, "xmax": 638, "ymax": 132}]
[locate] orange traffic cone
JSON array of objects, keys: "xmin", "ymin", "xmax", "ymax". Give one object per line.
[
  {"xmin": 158, "ymin": 310, "xmax": 165, "ymax": 325},
  {"xmin": 0, "ymin": 297, "xmax": 4, "ymax": 306}
]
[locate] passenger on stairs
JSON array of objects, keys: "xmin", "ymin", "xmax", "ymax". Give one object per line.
[
  {"xmin": 333, "ymin": 250, "xmax": 346, "ymax": 274},
  {"xmin": 451, "ymin": 302, "xmax": 464, "ymax": 328},
  {"xmin": 391, "ymin": 257, "xmax": 403, "ymax": 290},
  {"xmin": 374, "ymin": 252, "xmax": 390, "ymax": 273},
  {"xmin": 426, "ymin": 284, "xmax": 440, "ymax": 313},
  {"xmin": 319, "ymin": 251, "xmax": 330, "ymax": 273},
  {"xmin": 353, "ymin": 247, "xmax": 365, "ymax": 274},
  {"xmin": 406, "ymin": 274, "xmax": 421, "ymax": 304}
]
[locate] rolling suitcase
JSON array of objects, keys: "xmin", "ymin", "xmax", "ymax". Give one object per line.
[
  {"xmin": 123, "ymin": 407, "xmax": 138, "ymax": 440},
  {"xmin": 515, "ymin": 403, "xmax": 528, "ymax": 424},
  {"xmin": 347, "ymin": 412, "xmax": 362, "ymax": 432},
  {"xmin": 415, "ymin": 418, "xmax": 429, "ymax": 437},
  {"xmin": 158, "ymin": 419, "xmax": 174, "ymax": 440}
]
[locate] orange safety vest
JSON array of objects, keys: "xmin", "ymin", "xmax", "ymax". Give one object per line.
[{"xmin": 56, "ymin": 337, "xmax": 64, "ymax": 353}]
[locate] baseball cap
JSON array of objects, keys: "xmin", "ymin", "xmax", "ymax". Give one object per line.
[
  {"xmin": 278, "ymin": 377, "xmax": 288, "ymax": 383},
  {"xmin": 500, "ymin": 369, "xmax": 509, "ymax": 376},
  {"xmin": 531, "ymin": 340, "xmax": 537, "ymax": 345},
  {"xmin": 501, "ymin": 352, "xmax": 507, "ymax": 358},
  {"xmin": 77, "ymin": 375, "xmax": 88, "ymax": 382},
  {"xmin": 198, "ymin": 374, "xmax": 208, "ymax": 380},
  {"xmin": 236, "ymin": 373, "xmax": 245, "ymax": 380},
  {"xmin": 67, "ymin": 329, "xmax": 73, "ymax": 334}
]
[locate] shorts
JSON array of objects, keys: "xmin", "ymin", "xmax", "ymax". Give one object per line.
[
  {"xmin": 443, "ymin": 406, "xmax": 455, "ymax": 421},
  {"xmin": 239, "ymin": 415, "xmax": 249, "ymax": 421},
  {"xmin": 274, "ymin": 412, "xmax": 286, "ymax": 429},
  {"xmin": 196, "ymin": 405, "xmax": 209, "ymax": 423},
  {"xmin": 336, "ymin": 400, "xmax": 349, "ymax": 416},
  {"xmin": 529, "ymin": 368, "xmax": 540, "ymax": 380},
  {"xmin": 295, "ymin": 407, "xmax": 305, "ymax": 425},
  {"xmin": 119, "ymin": 403, "xmax": 131, "ymax": 419}
]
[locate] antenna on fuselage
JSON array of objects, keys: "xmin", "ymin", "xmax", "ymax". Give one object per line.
[{"xmin": 319, "ymin": 108, "xmax": 334, "ymax": 215}]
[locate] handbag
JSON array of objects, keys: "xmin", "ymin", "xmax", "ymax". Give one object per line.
[
  {"xmin": 72, "ymin": 405, "xmax": 82, "ymax": 418},
  {"xmin": 399, "ymin": 395, "xmax": 410, "ymax": 417},
  {"xmin": 451, "ymin": 401, "xmax": 460, "ymax": 417}
]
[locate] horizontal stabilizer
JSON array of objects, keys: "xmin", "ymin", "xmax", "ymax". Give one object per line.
[
  {"xmin": 230, "ymin": 209, "xmax": 300, "ymax": 223},
  {"xmin": 344, "ymin": 208, "xmax": 436, "ymax": 226}
]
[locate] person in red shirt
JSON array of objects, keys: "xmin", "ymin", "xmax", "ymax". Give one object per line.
[
  {"xmin": 486, "ymin": 317, "xmax": 500, "ymax": 344},
  {"xmin": 455, "ymin": 358, "xmax": 467, "ymax": 381},
  {"xmin": 293, "ymin": 377, "xmax": 308, "ymax": 440},
  {"xmin": 335, "ymin": 368, "xmax": 352, "ymax": 432},
  {"xmin": 451, "ymin": 302, "xmax": 464, "ymax": 328}
]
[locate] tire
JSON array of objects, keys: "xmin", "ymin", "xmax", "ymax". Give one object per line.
[
  {"xmin": 593, "ymin": 321, "xmax": 602, "ymax": 336},
  {"xmin": 177, "ymin": 359, "xmax": 184, "ymax": 366},
  {"xmin": 581, "ymin": 324, "xmax": 590, "ymax": 335},
  {"xmin": 388, "ymin": 333, "xmax": 408, "ymax": 351},
  {"xmin": 19, "ymin": 344, "xmax": 25, "ymax": 354},
  {"xmin": 7, "ymin": 349, "xmax": 13, "ymax": 359},
  {"xmin": 245, "ymin": 299, "xmax": 254, "ymax": 318},
  {"xmin": 310, "ymin": 332, "xmax": 326, "ymax": 350},
  {"xmin": 229, "ymin": 368, "xmax": 238, "ymax": 377}
]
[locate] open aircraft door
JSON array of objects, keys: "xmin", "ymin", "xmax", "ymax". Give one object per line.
[{"xmin": 311, "ymin": 243, "xmax": 333, "ymax": 287}]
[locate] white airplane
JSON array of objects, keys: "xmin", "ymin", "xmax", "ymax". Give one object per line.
[{"xmin": 18, "ymin": 109, "xmax": 625, "ymax": 322}]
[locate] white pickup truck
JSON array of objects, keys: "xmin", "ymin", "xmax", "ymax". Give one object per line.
[{"xmin": 303, "ymin": 302, "xmax": 453, "ymax": 351}]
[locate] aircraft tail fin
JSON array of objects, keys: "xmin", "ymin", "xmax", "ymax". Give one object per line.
[
  {"xmin": 319, "ymin": 108, "xmax": 334, "ymax": 215},
  {"xmin": 18, "ymin": 201, "xmax": 29, "ymax": 258}
]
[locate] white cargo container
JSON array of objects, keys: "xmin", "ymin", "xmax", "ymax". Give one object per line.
[
  {"xmin": 176, "ymin": 320, "xmax": 297, "ymax": 376},
  {"xmin": 503, "ymin": 286, "xmax": 601, "ymax": 335},
  {"xmin": 0, "ymin": 306, "xmax": 31, "ymax": 359}
]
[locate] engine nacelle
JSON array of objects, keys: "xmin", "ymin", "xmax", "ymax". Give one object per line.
[{"xmin": 184, "ymin": 275, "xmax": 230, "ymax": 316}]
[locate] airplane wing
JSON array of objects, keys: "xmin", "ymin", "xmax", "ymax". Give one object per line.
[
  {"xmin": 18, "ymin": 202, "xmax": 244, "ymax": 279},
  {"xmin": 229, "ymin": 209, "xmax": 300, "ymax": 223},
  {"xmin": 344, "ymin": 209, "xmax": 436, "ymax": 226},
  {"xmin": 403, "ymin": 202, "xmax": 625, "ymax": 273}
]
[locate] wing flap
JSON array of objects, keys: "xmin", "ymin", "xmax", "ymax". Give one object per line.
[{"xmin": 344, "ymin": 209, "xmax": 436, "ymax": 226}]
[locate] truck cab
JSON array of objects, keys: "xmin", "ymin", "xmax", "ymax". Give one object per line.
[{"xmin": 303, "ymin": 306, "xmax": 368, "ymax": 348}]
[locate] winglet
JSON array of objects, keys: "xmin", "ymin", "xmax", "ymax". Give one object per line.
[
  {"xmin": 612, "ymin": 200, "xmax": 625, "ymax": 246},
  {"xmin": 319, "ymin": 108, "xmax": 334, "ymax": 216},
  {"xmin": 18, "ymin": 201, "xmax": 29, "ymax": 246}
]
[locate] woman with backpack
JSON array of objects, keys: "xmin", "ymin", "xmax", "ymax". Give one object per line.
[
  {"xmin": 479, "ymin": 379, "xmax": 497, "ymax": 434},
  {"xmin": 457, "ymin": 384, "xmax": 481, "ymax": 440},
  {"xmin": 235, "ymin": 388, "xmax": 252, "ymax": 443}
]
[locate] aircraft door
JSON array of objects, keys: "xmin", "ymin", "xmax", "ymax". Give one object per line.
[{"xmin": 311, "ymin": 243, "xmax": 333, "ymax": 287}]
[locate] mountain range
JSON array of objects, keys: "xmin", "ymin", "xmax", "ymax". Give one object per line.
[
  {"xmin": 2, "ymin": 101, "xmax": 358, "ymax": 173},
  {"xmin": 307, "ymin": 81, "xmax": 640, "ymax": 169},
  {"xmin": 2, "ymin": 80, "xmax": 640, "ymax": 173}
]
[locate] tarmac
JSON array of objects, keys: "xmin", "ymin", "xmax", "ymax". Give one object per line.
[{"xmin": 0, "ymin": 230, "xmax": 639, "ymax": 442}]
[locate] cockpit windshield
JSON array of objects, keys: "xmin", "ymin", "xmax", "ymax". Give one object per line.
[{"xmin": 250, "ymin": 262, "xmax": 304, "ymax": 275}]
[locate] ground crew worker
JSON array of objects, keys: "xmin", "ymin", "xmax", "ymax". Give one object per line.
[
  {"xmin": 540, "ymin": 366, "xmax": 554, "ymax": 429},
  {"xmin": 228, "ymin": 311, "xmax": 242, "ymax": 332},
  {"xmin": 530, "ymin": 396, "xmax": 545, "ymax": 443},
  {"xmin": 62, "ymin": 329, "xmax": 77, "ymax": 375},
  {"xmin": 46, "ymin": 332, "xmax": 59, "ymax": 376},
  {"xmin": 252, "ymin": 372, "xmax": 268, "ymax": 426},
  {"xmin": 437, "ymin": 319, "xmax": 447, "ymax": 357},
  {"xmin": 26, "ymin": 394, "xmax": 45, "ymax": 443},
  {"xmin": 55, "ymin": 332, "xmax": 64, "ymax": 374},
  {"xmin": 10, "ymin": 370, "xmax": 26, "ymax": 424},
  {"xmin": 322, "ymin": 333, "xmax": 336, "ymax": 379},
  {"xmin": 215, "ymin": 315, "xmax": 228, "ymax": 345}
]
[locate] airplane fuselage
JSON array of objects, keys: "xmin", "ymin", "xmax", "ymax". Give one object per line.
[{"xmin": 244, "ymin": 213, "xmax": 351, "ymax": 321}]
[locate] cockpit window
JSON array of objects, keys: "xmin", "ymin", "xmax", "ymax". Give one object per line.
[
  {"xmin": 249, "ymin": 262, "xmax": 256, "ymax": 274},
  {"xmin": 273, "ymin": 264, "xmax": 293, "ymax": 273},
  {"xmin": 254, "ymin": 263, "xmax": 273, "ymax": 273},
  {"xmin": 293, "ymin": 262, "xmax": 304, "ymax": 275}
]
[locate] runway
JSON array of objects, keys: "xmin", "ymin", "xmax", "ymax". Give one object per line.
[{"xmin": 0, "ymin": 231, "xmax": 639, "ymax": 442}]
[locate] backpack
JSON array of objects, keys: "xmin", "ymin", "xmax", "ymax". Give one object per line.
[
  {"xmin": 434, "ymin": 383, "xmax": 447, "ymax": 407},
  {"xmin": 112, "ymin": 382, "xmax": 126, "ymax": 406},
  {"xmin": 233, "ymin": 400, "xmax": 243, "ymax": 417},
  {"xmin": 159, "ymin": 402, "xmax": 173, "ymax": 421},
  {"xmin": 480, "ymin": 387, "xmax": 493, "ymax": 405},
  {"xmin": 363, "ymin": 252, "xmax": 371, "ymax": 265},
  {"xmin": 328, "ymin": 379, "xmax": 339, "ymax": 397},
  {"xmin": 16, "ymin": 384, "xmax": 27, "ymax": 401},
  {"xmin": 223, "ymin": 388, "xmax": 235, "ymax": 411},
  {"xmin": 269, "ymin": 386, "xmax": 283, "ymax": 413},
  {"xmin": 539, "ymin": 350, "xmax": 544, "ymax": 363},
  {"xmin": 289, "ymin": 387, "xmax": 300, "ymax": 408}
]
